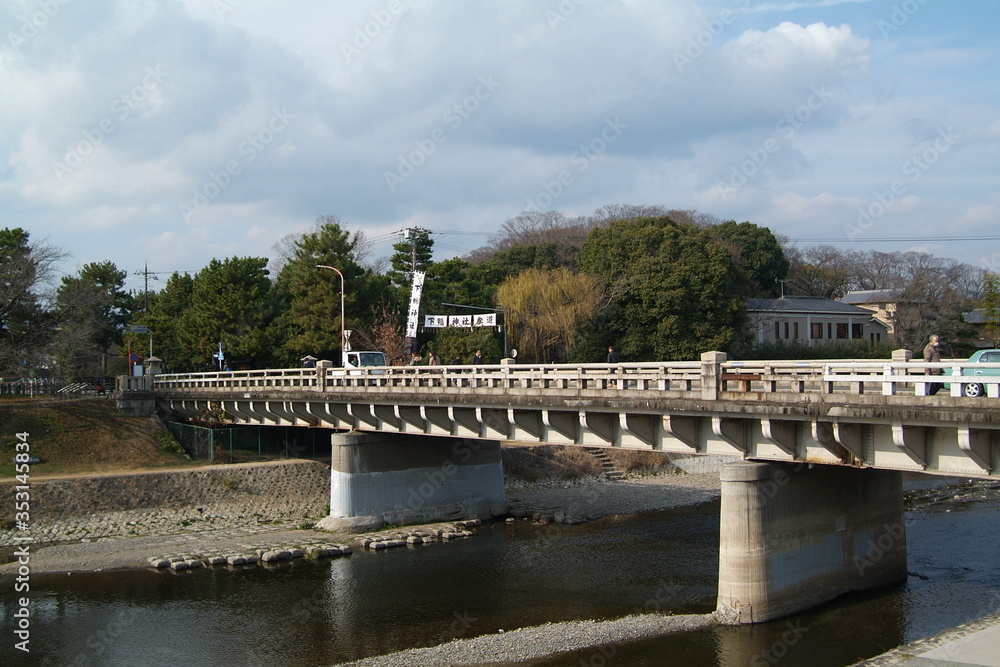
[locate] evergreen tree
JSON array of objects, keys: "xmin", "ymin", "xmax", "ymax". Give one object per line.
[
  {"xmin": 179, "ymin": 257, "xmax": 272, "ymax": 369},
  {"xmin": 577, "ymin": 216, "xmax": 746, "ymax": 360}
]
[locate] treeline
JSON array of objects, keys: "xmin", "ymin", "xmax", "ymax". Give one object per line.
[{"xmin": 0, "ymin": 207, "xmax": 992, "ymax": 379}]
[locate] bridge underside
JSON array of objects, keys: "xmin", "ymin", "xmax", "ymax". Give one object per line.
[{"xmin": 159, "ymin": 394, "xmax": 1000, "ymax": 479}]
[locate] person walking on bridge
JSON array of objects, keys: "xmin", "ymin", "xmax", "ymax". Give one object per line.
[{"xmin": 923, "ymin": 334, "xmax": 943, "ymax": 395}]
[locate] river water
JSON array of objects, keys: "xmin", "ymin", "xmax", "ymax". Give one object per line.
[{"xmin": 4, "ymin": 479, "xmax": 1000, "ymax": 666}]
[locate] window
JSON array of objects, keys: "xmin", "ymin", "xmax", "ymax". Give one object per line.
[
  {"xmin": 852, "ymin": 323, "xmax": 863, "ymax": 339},
  {"xmin": 794, "ymin": 322, "xmax": 799, "ymax": 339},
  {"xmin": 836, "ymin": 323, "xmax": 848, "ymax": 339},
  {"xmin": 775, "ymin": 321, "xmax": 780, "ymax": 340},
  {"xmin": 784, "ymin": 322, "xmax": 789, "ymax": 339},
  {"xmin": 827, "ymin": 323, "xmax": 832, "ymax": 339},
  {"xmin": 811, "ymin": 323, "xmax": 823, "ymax": 339}
]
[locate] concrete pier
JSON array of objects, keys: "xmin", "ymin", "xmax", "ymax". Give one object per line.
[
  {"xmin": 717, "ymin": 461, "xmax": 907, "ymax": 624},
  {"xmin": 324, "ymin": 432, "xmax": 506, "ymax": 530}
]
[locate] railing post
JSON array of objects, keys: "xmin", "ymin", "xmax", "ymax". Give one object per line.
[
  {"xmin": 889, "ymin": 348, "xmax": 911, "ymax": 396},
  {"xmin": 701, "ymin": 351, "xmax": 726, "ymax": 400},
  {"xmin": 316, "ymin": 360, "xmax": 332, "ymax": 393}
]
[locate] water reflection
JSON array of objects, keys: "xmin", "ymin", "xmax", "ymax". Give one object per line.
[{"xmin": 3, "ymin": 492, "xmax": 999, "ymax": 666}]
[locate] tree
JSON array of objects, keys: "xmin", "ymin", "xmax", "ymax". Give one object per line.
[
  {"xmin": 269, "ymin": 218, "xmax": 382, "ymax": 366},
  {"xmin": 713, "ymin": 220, "xmax": 789, "ymax": 298},
  {"xmin": 577, "ymin": 217, "xmax": 746, "ymax": 360},
  {"xmin": 387, "ymin": 228, "xmax": 434, "ymax": 289},
  {"xmin": 0, "ymin": 228, "xmax": 63, "ymax": 375},
  {"xmin": 179, "ymin": 257, "xmax": 272, "ymax": 369},
  {"xmin": 495, "ymin": 267, "xmax": 605, "ymax": 363},
  {"xmin": 54, "ymin": 261, "xmax": 132, "ymax": 377},
  {"xmin": 982, "ymin": 273, "xmax": 1000, "ymax": 347},
  {"xmin": 135, "ymin": 272, "xmax": 194, "ymax": 372},
  {"xmin": 785, "ymin": 245, "xmax": 852, "ymax": 298}
]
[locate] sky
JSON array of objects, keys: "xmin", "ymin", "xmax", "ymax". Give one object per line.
[{"xmin": 2, "ymin": 0, "xmax": 999, "ymax": 293}]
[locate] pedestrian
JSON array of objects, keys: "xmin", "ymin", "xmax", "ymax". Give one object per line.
[
  {"xmin": 472, "ymin": 349, "xmax": 483, "ymax": 365},
  {"xmin": 607, "ymin": 346, "xmax": 619, "ymax": 363},
  {"xmin": 923, "ymin": 335, "xmax": 943, "ymax": 395},
  {"xmin": 428, "ymin": 351, "xmax": 440, "ymax": 366},
  {"xmin": 452, "ymin": 354, "xmax": 463, "ymax": 365}
]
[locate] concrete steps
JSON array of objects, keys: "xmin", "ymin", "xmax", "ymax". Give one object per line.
[{"xmin": 584, "ymin": 447, "xmax": 626, "ymax": 481}]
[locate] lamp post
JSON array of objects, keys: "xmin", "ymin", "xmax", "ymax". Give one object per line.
[{"xmin": 316, "ymin": 265, "xmax": 346, "ymax": 363}]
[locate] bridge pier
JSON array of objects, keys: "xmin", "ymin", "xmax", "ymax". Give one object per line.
[
  {"xmin": 320, "ymin": 432, "xmax": 506, "ymax": 531},
  {"xmin": 716, "ymin": 461, "xmax": 907, "ymax": 624}
]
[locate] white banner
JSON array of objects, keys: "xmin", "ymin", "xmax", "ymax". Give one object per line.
[
  {"xmin": 423, "ymin": 313, "xmax": 497, "ymax": 328},
  {"xmin": 405, "ymin": 271, "xmax": 425, "ymax": 338}
]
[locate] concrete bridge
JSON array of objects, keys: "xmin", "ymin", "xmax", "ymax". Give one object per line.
[{"xmin": 137, "ymin": 351, "xmax": 1000, "ymax": 625}]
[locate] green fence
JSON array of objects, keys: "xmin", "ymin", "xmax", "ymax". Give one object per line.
[{"xmin": 166, "ymin": 422, "xmax": 328, "ymax": 464}]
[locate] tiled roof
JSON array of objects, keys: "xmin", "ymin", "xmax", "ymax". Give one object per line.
[
  {"xmin": 746, "ymin": 296, "xmax": 878, "ymax": 316},
  {"xmin": 840, "ymin": 289, "xmax": 896, "ymax": 305}
]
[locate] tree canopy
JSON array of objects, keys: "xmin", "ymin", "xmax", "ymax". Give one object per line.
[{"xmin": 8, "ymin": 207, "xmax": 992, "ymax": 377}]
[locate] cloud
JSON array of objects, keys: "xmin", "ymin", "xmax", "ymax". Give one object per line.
[{"xmin": 0, "ymin": 0, "xmax": 996, "ymax": 284}]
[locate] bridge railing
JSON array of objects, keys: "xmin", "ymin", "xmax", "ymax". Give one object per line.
[
  {"xmin": 823, "ymin": 360, "xmax": 1000, "ymax": 397},
  {"xmin": 149, "ymin": 356, "xmax": 1000, "ymax": 399}
]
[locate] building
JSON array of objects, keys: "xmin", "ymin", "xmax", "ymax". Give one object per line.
[
  {"xmin": 746, "ymin": 296, "xmax": 891, "ymax": 347},
  {"xmin": 839, "ymin": 289, "xmax": 897, "ymax": 333}
]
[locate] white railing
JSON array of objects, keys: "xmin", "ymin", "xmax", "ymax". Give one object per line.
[
  {"xmin": 823, "ymin": 360, "xmax": 1000, "ymax": 398},
  {"xmin": 143, "ymin": 357, "xmax": 1000, "ymax": 401}
]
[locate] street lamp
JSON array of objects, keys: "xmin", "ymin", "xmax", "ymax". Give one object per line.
[{"xmin": 316, "ymin": 265, "xmax": 345, "ymax": 363}]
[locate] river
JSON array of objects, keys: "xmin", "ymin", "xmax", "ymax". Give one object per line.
[{"xmin": 3, "ymin": 478, "xmax": 1000, "ymax": 666}]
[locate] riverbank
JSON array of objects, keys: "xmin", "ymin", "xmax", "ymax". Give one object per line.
[{"xmin": 0, "ymin": 458, "xmax": 727, "ymax": 577}]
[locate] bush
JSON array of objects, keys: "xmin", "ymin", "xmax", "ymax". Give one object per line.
[{"xmin": 155, "ymin": 428, "xmax": 184, "ymax": 455}]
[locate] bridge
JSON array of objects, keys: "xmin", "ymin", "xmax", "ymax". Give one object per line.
[{"xmin": 134, "ymin": 351, "xmax": 1000, "ymax": 625}]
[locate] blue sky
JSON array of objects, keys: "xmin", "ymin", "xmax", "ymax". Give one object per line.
[{"xmin": 2, "ymin": 0, "xmax": 998, "ymax": 292}]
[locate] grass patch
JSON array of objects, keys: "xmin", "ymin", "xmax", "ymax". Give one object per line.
[
  {"xmin": 502, "ymin": 445, "xmax": 602, "ymax": 482},
  {"xmin": 0, "ymin": 398, "xmax": 192, "ymax": 479}
]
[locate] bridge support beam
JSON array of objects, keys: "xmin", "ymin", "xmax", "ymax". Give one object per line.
[
  {"xmin": 321, "ymin": 432, "xmax": 506, "ymax": 531},
  {"xmin": 716, "ymin": 461, "xmax": 906, "ymax": 624}
]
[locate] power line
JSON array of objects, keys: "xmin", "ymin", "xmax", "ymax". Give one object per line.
[{"xmin": 790, "ymin": 235, "xmax": 1000, "ymax": 244}]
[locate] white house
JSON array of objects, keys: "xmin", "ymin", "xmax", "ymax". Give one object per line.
[{"xmin": 746, "ymin": 296, "xmax": 891, "ymax": 347}]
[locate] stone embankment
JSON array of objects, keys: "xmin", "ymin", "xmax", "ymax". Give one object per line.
[{"xmin": 0, "ymin": 460, "xmax": 328, "ymax": 548}]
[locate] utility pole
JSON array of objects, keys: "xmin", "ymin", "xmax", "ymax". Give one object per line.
[
  {"xmin": 133, "ymin": 264, "xmax": 173, "ymax": 313},
  {"xmin": 401, "ymin": 228, "xmax": 429, "ymax": 359}
]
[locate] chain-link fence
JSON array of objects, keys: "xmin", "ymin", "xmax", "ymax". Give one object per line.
[{"xmin": 165, "ymin": 422, "xmax": 328, "ymax": 464}]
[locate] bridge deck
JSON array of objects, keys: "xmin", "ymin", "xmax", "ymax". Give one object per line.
[{"xmin": 148, "ymin": 358, "xmax": 1000, "ymax": 480}]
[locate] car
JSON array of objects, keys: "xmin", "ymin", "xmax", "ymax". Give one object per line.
[{"xmin": 951, "ymin": 349, "xmax": 1000, "ymax": 398}]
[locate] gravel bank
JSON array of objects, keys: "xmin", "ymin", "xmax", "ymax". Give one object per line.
[{"xmin": 338, "ymin": 613, "xmax": 717, "ymax": 666}]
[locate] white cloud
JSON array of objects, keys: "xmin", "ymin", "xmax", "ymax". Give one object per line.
[{"xmin": 0, "ymin": 0, "xmax": 997, "ymax": 284}]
